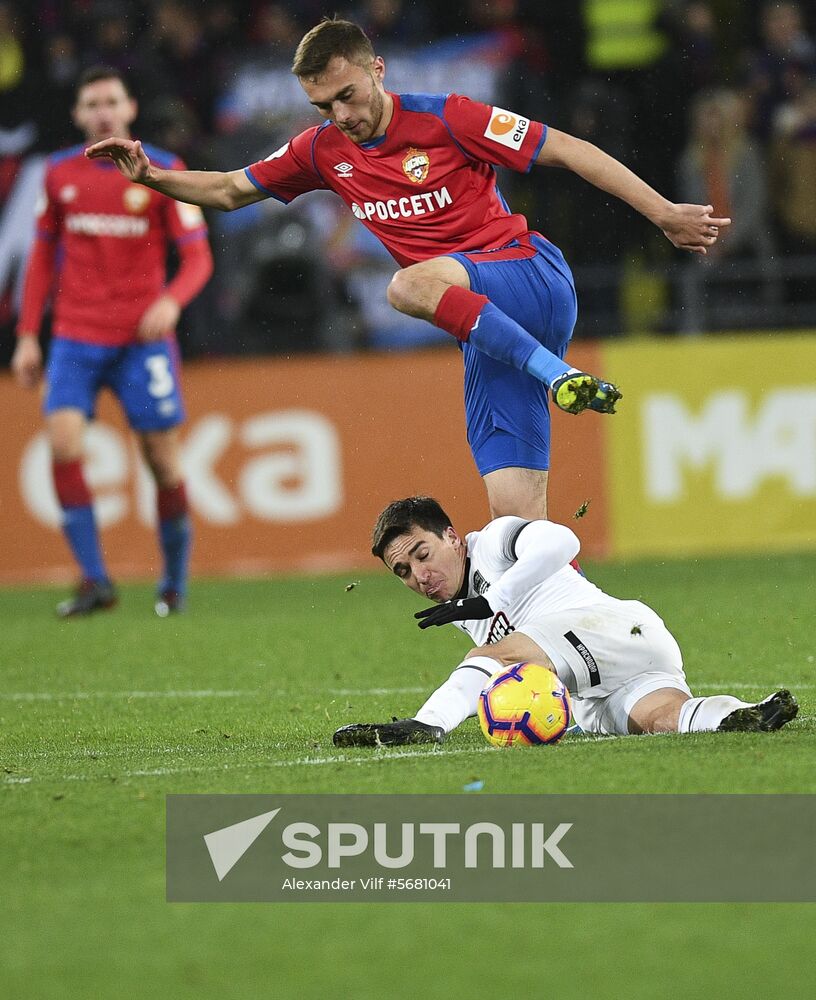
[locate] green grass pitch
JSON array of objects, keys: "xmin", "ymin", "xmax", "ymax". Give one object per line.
[{"xmin": 1, "ymin": 552, "xmax": 814, "ymax": 999}]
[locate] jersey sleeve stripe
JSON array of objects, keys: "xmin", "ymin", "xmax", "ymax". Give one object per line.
[
  {"xmin": 505, "ymin": 520, "xmax": 532, "ymax": 561},
  {"xmin": 526, "ymin": 125, "xmax": 548, "ymax": 173},
  {"xmin": 309, "ymin": 126, "xmax": 330, "ymax": 185},
  {"xmin": 455, "ymin": 663, "xmax": 494, "ymax": 678},
  {"xmin": 440, "ymin": 109, "xmax": 476, "ymax": 162},
  {"xmin": 243, "ymin": 166, "xmax": 291, "ymax": 203}
]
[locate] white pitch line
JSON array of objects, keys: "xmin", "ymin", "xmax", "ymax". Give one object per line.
[
  {"xmin": 0, "ymin": 690, "xmax": 253, "ymax": 702},
  {"xmin": 1, "ymin": 736, "xmax": 620, "ymax": 786},
  {"xmin": 693, "ymin": 682, "xmax": 814, "ymax": 691},
  {"xmin": 1, "ymin": 682, "xmax": 812, "ymax": 703},
  {"xmin": 0, "ymin": 686, "xmax": 428, "ymax": 703},
  {"xmin": 328, "ymin": 687, "xmax": 427, "ymax": 696}
]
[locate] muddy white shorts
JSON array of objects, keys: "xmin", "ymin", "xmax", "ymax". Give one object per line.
[{"xmin": 518, "ymin": 599, "xmax": 690, "ymax": 736}]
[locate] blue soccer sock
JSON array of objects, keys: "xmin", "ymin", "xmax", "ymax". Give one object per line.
[
  {"xmin": 157, "ymin": 484, "xmax": 191, "ymax": 595},
  {"xmin": 62, "ymin": 505, "xmax": 108, "ymax": 582},
  {"xmin": 53, "ymin": 460, "xmax": 108, "ymax": 582},
  {"xmin": 433, "ymin": 286, "xmax": 571, "ymax": 386},
  {"xmin": 471, "ymin": 303, "xmax": 572, "ymax": 385}
]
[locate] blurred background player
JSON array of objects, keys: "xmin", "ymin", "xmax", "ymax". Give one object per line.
[
  {"xmin": 85, "ymin": 18, "xmax": 729, "ymax": 524},
  {"xmin": 10, "ymin": 66, "xmax": 213, "ymax": 617},
  {"xmin": 333, "ymin": 496, "xmax": 798, "ymax": 746}
]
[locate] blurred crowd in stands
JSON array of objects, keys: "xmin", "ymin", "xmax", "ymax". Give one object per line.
[{"xmin": 1, "ymin": 0, "xmax": 815, "ymax": 356}]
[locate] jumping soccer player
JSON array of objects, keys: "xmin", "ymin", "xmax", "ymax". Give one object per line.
[
  {"xmin": 333, "ymin": 497, "xmax": 798, "ymax": 746},
  {"xmin": 86, "ymin": 19, "xmax": 729, "ymax": 522},
  {"xmin": 11, "ymin": 67, "xmax": 213, "ymax": 617}
]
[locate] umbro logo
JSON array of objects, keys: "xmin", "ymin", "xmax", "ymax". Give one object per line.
[{"xmin": 333, "ymin": 161, "xmax": 354, "ymax": 178}]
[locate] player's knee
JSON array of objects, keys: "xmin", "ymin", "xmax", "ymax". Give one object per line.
[
  {"xmin": 466, "ymin": 645, "xmax": 505, "ymax": 667},
  {"xmin": 386, "ymin": 269, "xmax": 422, "ymax": 316},
  {"xmin": 628, "ymin": 690, "xmax": 688, "ymax": 734},
  {"xmin": 146, "ymin": 456, "xmax": 180, "ymax": 488},
  {"xmin": 140, "ymin": 437, "xmax": 180, "ymax": 487},
  {"xmin": 386, "ymin": 270, "xmax": 408, "ymax": 312},
  {"xmin": 48, "ymin": 424, "xmax": 84, "ymax": 462}
]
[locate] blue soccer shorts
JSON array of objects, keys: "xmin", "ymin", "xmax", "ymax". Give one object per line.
[
  {"xmin": 44, "ymin": 336, "xmax": 186, "ymax": 432},
  {"xmin": 447, "ymin": 233, "xmax": 577, "ymax": 476}
]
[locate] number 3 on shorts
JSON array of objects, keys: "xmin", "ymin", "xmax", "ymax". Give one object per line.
[{"xmin": 145, "ymin": 354, "xmax": 175, "ymax": 398}]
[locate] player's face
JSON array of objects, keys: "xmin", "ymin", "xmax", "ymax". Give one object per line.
[
  {"xmin": 73, "ymin": 78, "xmax": 137, "ymax": 144},
  {"xmin": 383, "ymin": 527, "xmax": 467, "ymax": 603},
  {"xmin": 299, "ymin": 55, "xmax": 390, "ymax": 144}
]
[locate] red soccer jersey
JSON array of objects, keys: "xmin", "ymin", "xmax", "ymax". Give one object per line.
[
  {"xmin": 19, "ymin": 143, "xmax": 209, "ymax": 346},
  {"xmin": 245, "ymin": 93, "xmax": 547, "ymax": 267}
]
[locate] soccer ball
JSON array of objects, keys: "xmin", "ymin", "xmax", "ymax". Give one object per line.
[{"xmin": 477, "ymin": 662, "xmax": 572, "ymax": 747}]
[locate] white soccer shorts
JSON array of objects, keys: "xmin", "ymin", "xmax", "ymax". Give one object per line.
[{"xmin": 518, "ymin": 599, "xmax": 691, "ymax": 736}]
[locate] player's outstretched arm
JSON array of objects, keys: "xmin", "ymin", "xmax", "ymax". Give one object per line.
[
  {"xmin": 537, "ymin": 129, "xmax": 731, "ymax": 255},
  {"xmin": 85, "ymin": 138, "xmax": 264, "ymax": 211}
]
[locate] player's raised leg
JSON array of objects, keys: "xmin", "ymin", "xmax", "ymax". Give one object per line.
[
  {"xmin": 386, "ymin": 256, "xmax": 620, "ymax": 414},
  {"xmin": 139, "ymin": 427, "xmax": 191, "ymax": 616},
  {"xmin": 48, "ymin": 408, "xmax": 117, "ymax": 617}
]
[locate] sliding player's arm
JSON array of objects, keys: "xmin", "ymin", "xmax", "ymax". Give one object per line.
[{"xmin": 85, "ymin": 138, "xmax": 263, "ymax": 211}]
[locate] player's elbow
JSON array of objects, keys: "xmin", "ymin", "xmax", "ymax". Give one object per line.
[
  {"xmin": 552, "ymin": 523, "xmax": 581, "ymax": 565},
  {"xmin": 217, "ymin": 174, "xmax": 253, "ymax": 212},
  {"xmin": 217, "ymin": 187, "xmax": 243, "ymax": 211}
]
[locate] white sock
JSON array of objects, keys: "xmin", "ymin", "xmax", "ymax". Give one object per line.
[
  {"xmin": 678, "ymin": 695, "xmax": 754, "ymax": 733},
  {"xmin": 414, "ymin": 656, "xmax": 497, "ymax": 734}
]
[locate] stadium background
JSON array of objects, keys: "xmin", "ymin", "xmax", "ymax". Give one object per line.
[
  {"xmin": 1, "ymin": 6, "xmax": 815, "ymax": 1000},
  {"xmin": 1, "ymin": 0, "xmax": 815, "ymax": 577}
]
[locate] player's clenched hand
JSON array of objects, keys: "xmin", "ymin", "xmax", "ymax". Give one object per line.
[
  {"xmin": 11, "ymin": 336, "xmax": 43, "ymax": 389},
  {"xmin": 85, "ymin": 137, "xmax": 152, "ymax": 183},
  {"xmin": 137, "ymin": 294, "xmax": 181, "ymax": 341},
  {"xmin": 659, "ymin": 203, "xmax": 731, "ymax": 255},
  {"xmin": 415, "ymin": 596, "xmax": 493, "ymax": 629}
]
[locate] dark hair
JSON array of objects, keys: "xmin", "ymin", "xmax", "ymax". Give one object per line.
[
  {"xmin": 291, "ymin": 18, "xmax": 375, "ymax": 79},
  {"xmin": 76, "ymin": 65, "xmax": 133, "ymax": 99},
  {"xmin": 371, "ymin": 497, "xmax": 454, "ymax": 561}
]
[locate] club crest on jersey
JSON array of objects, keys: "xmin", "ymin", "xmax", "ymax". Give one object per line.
[
  {"xmin": 333, "ymin": 161, "xmax": 354, "ymax": 178},
  {"xmin": 402, "ymin": 148, "xmax": 430, "ymax": 184},
  {"xmin": 484, "ymin": 107, "xmax": 530, "ymax": 151},
  {"xmin": 123, "ymin": 185, "xmax": 150, "ymax": 213}
]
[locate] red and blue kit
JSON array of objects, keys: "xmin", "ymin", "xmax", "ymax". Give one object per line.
[
  {"xmin": 19, "ymin": 143, "xmax": 210, "ymax": 346},
  {"xmin": 245, "ymin": 93, "xmax": 547, "ymax": 266},
  {"xmin": 246, "ymin": 92, "xmax": 574, "ymax": 478}
]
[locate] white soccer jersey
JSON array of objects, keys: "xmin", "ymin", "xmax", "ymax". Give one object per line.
[{"xmin": 452, "ymin": 516, "xmax": 618, "ymax": 647}]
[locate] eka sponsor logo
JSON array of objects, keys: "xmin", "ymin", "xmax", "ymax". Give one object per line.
[
  {"xmin": 19, "ymin": 409, "xmax": 343, "ymax": 528},
  {"xmin": 350, "ymin": 185, "xmax": 452, "ymax": 222},
  {"xmin": 484, "ymin": 107, "xmax": 530, "ymax": 151}
]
